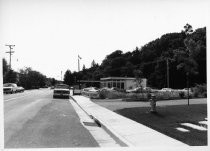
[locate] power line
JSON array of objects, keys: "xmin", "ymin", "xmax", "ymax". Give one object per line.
[{"xmin": 5, "ymin": 44, "xmax": 15, "ymax": 70}]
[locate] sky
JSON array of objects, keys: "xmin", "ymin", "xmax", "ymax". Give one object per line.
[{"xmin": 0, "ymin": 0, "xmax": 209, "ymax": 80}]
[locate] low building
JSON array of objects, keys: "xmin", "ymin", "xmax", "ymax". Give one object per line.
[{"xmin": 100, "ymin": 77, "xmax": 147, "ymax": 90}]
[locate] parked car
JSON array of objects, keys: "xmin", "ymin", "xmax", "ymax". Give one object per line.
[
  {"xmin": 81, "ymin": 87, "xmax": 99, "ymax": 98},
  {"xmin": 17, "ymin": 86, "xmax": 25, "ymax": 93},
  {"xmin": 160, "ymin": 88, "xmax": 173, "ymax": 92},
  {"xmin": 99, "ymin": 87, "xmax": 114, "ymax": 92},
  {"xmin": 3, "ymin": 83, "xmax": 18, "ymax": 94},
  {"xmin": 53, "ymin": 84, "xmax": 70, "ymax": 99},
  {"xmin": 126, "ymin": 87, "xmax": 142, "ymax": 93}
]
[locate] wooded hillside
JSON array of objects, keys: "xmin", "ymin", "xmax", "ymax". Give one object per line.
[{"xmin": 64, "ymin": 25, "xmax": 206, "ymax": 89}]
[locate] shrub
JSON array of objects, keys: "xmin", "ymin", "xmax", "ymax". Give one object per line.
[
  {"xmin": 99, "ymin": 90, "xmax": 107, "ymax": 99},
  {"xmin": 192, "ymin": 84, "xmax": 207, "ymax": 98},
  {"xmin": 179, "ymin": 91, "xmax": 185, "ymax": 98},
  {"xmin": 98, "ymin": 90, "xmax": 126, "ymax": 99}
]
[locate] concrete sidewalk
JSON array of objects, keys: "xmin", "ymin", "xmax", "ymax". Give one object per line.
[{"xmin": 71, "ymin": 95, "xmax": 188, "ymax": 147}]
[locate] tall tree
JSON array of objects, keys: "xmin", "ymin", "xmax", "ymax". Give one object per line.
[
  {"xmin": 174, "ymin": 24, "xmax": 198, "ymax": 83},
  {"xmin": 18, "ymin": 67, "xmax": 47, "ymax": 89},
  {"xmin": 3, "ymin": 69, "xmax": 17, "ymax": 83},
  {"xmin": 133, "ymin": 69, "xmax": 143, "ymax": 87},
  {"xmin": 3, "ymin": 58, "xmax": 9, "ymax": 76},
  {"xmin": 91, "ymin": 60, "xmax": 96, "ymax": 68},
  {"xmin": 63, "ymin": 70, "xmax": 74, "ymax": 86}
]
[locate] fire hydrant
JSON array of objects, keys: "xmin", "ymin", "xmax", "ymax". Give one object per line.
[{"xmin": 149, "ymin": 93, "xmax": 157, "ymax": 113}]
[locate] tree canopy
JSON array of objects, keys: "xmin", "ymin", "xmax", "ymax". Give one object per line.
[{"xmin": 61, "ymin": 25, "xmax": 207, "ymax": 89}]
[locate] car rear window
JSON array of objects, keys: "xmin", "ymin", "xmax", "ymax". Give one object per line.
[{"xmin": 55, "ymin": 84, "xmax": 69, "ymax": 89}]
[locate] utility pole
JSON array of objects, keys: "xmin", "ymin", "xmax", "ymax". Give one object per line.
[
  {"xmin": 166, "ymin": 58, "xmax": 169, "ymax": 88},
  {"xmin": 78, "ymin": 55, "xmax": 82, "ymax": 72},
  {"xmin": 61, "ymin": 71, "xmax": 62, "ymax": 81},
  {"xmin": 5, "ymin": 44, "xmax": 15, "ymax": 70}
]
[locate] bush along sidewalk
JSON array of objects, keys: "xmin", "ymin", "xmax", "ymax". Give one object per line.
[{"xmin": 88, "ymin": 84, "xmax": 207, "ymax": 101}]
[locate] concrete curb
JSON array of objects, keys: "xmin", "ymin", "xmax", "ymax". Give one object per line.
[{"xmin": 70, "ymin": 96, "xmax": 133, "ymax": 147}]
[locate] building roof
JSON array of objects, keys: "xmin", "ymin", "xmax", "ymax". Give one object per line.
[{"xmin": 100, "ymin": 77, "xmax": 136, "ymax": 80}]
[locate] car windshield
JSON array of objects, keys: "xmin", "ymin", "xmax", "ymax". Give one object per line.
[
  {"xmin": 3, "ymin": 83, "xmax": 13, "ymax": 87},
  {"xmin": 55, "ymin": 84, "xmax": 69, "ymax": 89}
]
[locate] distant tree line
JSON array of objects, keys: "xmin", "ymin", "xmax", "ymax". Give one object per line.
[
  {"xmin": 64, "ymin": 25, "xmax": 206, "ymax": 89},
  {"xmin": 2, "ymin": 59, "xmax": 58, "ymax": 89}
]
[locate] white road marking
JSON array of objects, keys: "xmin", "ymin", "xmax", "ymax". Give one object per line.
[
  {"xmin": 175, "ymin": 127, "xmax": 189, "ymax": 132},
  {"xmin": 69, "ymin": 99, "xmax": 120, "ymax": 147},
  {"xmin": 181, "ymin": 123, "xmax": 207, "ymax": 131}
]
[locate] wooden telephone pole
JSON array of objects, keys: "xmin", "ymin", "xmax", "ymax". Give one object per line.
[{"xmin": 5, "ymin": 44, "xmax": 15, "ymax": 70}]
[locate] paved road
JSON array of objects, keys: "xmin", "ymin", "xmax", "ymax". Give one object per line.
[{"xmin": 4, "ymin": 88, "xmax": 98, "ymax": 148}]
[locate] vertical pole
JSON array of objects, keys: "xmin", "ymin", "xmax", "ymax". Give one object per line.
[
  {"xmin": 166, "ymin": 58, "xmax": 169, "ymax": 88},
  {"xmin": 9, "ymin": 53, "xmax": 11, "ymax": 69},
  {"xmin": 78, "ymin": 58, "xmax": 80, "ymax": 72},
  {"xmin": 61, "ymin": 71, "xmax": 62, "ymax": 81},
  {"xmin": 5, "ymin": 45, "xmax": 15, "ymax": 70},
  {"xmin": 187, "ymin": 72, "xmax": 190, "ymax": 106}
]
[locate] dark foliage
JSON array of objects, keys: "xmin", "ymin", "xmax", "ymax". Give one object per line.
[{"xmin": 64, "ymin": 26, "xmax": 206, "ymax": 89}]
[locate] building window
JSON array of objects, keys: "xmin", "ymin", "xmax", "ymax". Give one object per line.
[
  {"xmin": 108, "ymin": 82, "xmax": 111, "ymax": 88},
  {"xmin": 113, "ymin": 82, "xmax": 116, "ymax": 87},
  {"xmin": 117, "ymin": 82, "xmax": 120, "ymax": 88},
  {"xmin": 121, "ymin": 82, "xmax": 124, "ymax": 89}
]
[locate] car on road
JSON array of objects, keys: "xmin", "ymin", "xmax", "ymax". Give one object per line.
[
  {"xmin": 53, "ymin": 84, "xmax": 70, "ymax": 99},
  {"xmin": 16, "ymin": 86, "xmax": 25, "ymax": 93},
  {"xmin": 3, "ymin": 83, "xmax": 18, "ymax": 94}
]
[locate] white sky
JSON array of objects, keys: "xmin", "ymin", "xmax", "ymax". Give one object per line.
[{"xmin": 0, "ymin": 0, "xmax": 209, "ymax": 80}]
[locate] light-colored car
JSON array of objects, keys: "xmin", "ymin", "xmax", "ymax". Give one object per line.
[
  {"xmin": 3, "ymin": 83, "xmax": 18, "ymax": 94},
  {"xmin": 17, "ymin": 86, "xmax": 25, "ymax": 92},
  {"xmin": 160, "ymin": 88, "xmax": 173, "ymax": 92},
  {"xmin": 126, "ymin": 87, "xmax": 142, "ymax": 93},
  {"xmin": 81, "ymin": 87, "xmax": 99, "ymax": 98},
  {"xmin": 53, "ymin": 84, "xmax": 70, "ymax": 99}
]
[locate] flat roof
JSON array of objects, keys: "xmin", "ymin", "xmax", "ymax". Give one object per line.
[
  {"xmin": 80, "ymin": 80, "xmax": 101, "ymax": 83},
  {"xmin": 100, "ymin": 77, "xmax": 136, "ymax": 80}
]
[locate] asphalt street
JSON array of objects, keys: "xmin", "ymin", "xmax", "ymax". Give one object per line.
[{"xmin": 4, "ymin": 88, "xmax": 98, "ymax": 148}]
